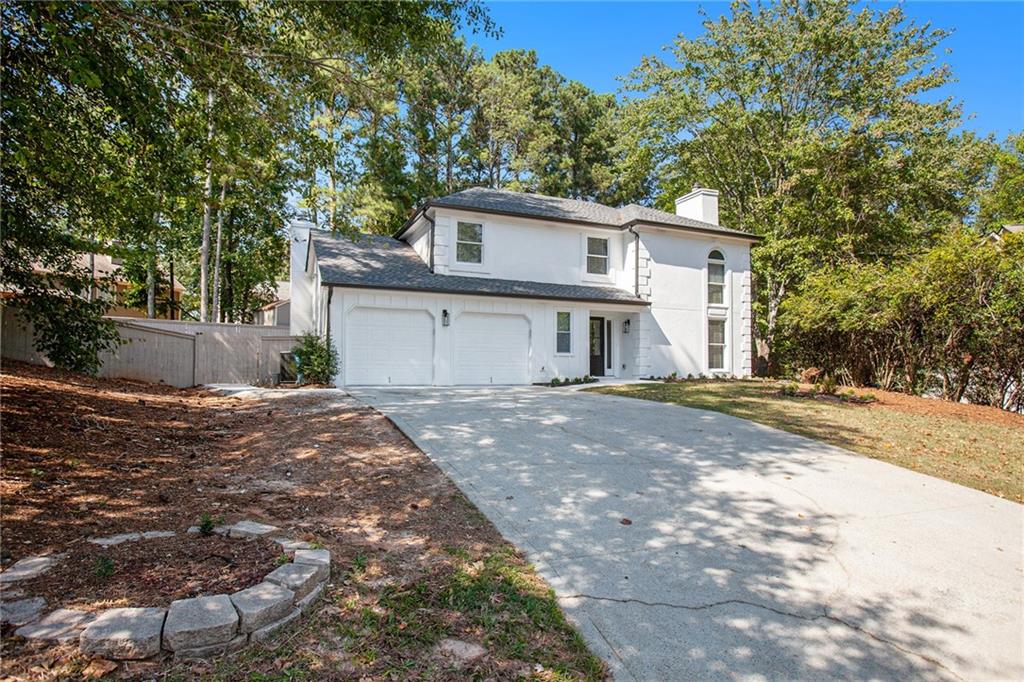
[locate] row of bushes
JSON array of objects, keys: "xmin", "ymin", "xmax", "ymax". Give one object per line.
[
  {"xmin": 776, "ymin": 230, "xmax": 1023, "ymax": 411},
  {"xmin": 548, "ymin": 375, "xmax": 599, "ymax": 387}
]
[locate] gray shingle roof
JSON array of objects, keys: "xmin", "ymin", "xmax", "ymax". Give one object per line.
[
  {"xmin": 416, "ymin": 187, "xmax": 759, "ymax": 240},
  {"xmin": 311, "ymin": 230, "xmax": 648, "ymax": 306}
]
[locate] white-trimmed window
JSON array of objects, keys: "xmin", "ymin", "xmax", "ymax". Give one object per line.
[
  {"xmin": 556, "ymin": 311, "xmax": 572, "ymax": 354},
  {"xmin": 456, "ymin": 221, "xmax": 483, "ymax": 264},
  {"xmin": 586, "ymin": 237, "xmax": 609, "ymax": 275},
  {"xmin": 708, "ymin": 249, "xmax": 725, "ymax": 304},
  {"xmin": 708, "ymin": 319, "xmax": 726, "ymax": 370}
]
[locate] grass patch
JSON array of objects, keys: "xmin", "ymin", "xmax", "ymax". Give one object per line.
[{"xmin": 590, "ymin": 380, "xmax": 1023, "ymax": 502}]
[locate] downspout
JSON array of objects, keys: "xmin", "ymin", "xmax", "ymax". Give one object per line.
[
  {"xmin": 426, "ymin": 210, "xmax": 436, "ymax": 273},
  {"xmin": 325, "ymin": 286, "xmax": 334, "ymax": 345},
  {"xmin": 628, "ymin": 226, "xmax": 640, "ymax": 298}
]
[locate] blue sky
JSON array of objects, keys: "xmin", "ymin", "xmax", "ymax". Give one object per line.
[{"xmin": 463, "ymin": 1, "xmax": 1023, "ymax": 139}]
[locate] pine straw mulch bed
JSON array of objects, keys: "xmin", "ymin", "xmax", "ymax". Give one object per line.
[
  {"xmin": 10, "ymin": 534, "xmax": 281, "ymax": 613},
  {"xmin": 1, "ymin": 361, "xmax": 604, "ymax": 681}
]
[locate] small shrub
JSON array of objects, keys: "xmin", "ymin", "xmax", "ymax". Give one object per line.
[
  {"xmin": 780, "ymin": 382, "xmax": 799, "ymax": 397},
  {"xmin": 291, "ymin": 333, "xmax": 339, "ymax": 385},
  {"xmin": 94, "ymin": 556, "xmax": 115, "ymax": 578},
  {"xmin": 686, "ymin": 373, "xmax": 694, "ymax": 380},
  {"xmin": 198, "ymin": 512, "xmax": 224, "ymax": 536},
  {"xmin": 275, "ymin": 554, "xmax": 290, "ymax": 566},
  {"xmin": 817, "ymin": 376, "xmax": 838, "ymax": 395},
  {"xmin": 550, "ymin": 377, "xmax": 561, "ymax": 386}
]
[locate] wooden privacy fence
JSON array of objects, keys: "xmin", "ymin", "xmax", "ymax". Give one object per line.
[{"xmin": 1, "ymin": 307, "xmax": 298, "ymax": 388}]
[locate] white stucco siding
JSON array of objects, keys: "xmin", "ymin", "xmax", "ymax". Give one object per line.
[
  {"xmin": 433, "ymin": 209, "xmax": 628, "ymax": 288},
  {"xmin": 639, "ymin": 228, "xmax": 753, "ymax": 377},
  {"xmin": 326, "ymin": 287, "xmax": 642, "ymax": 386},
  {"xmin": 406, "ymin": 217, "xmax": 432, "ymax": 266},
  {"xmin": 288, "ymin": 222, "xmax": 314, "ymax": 335}
]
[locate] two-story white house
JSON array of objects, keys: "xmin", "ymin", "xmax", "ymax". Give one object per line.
[{"xmin": 289, "ymin": 186, "xmax": 760, "ymax": 386}]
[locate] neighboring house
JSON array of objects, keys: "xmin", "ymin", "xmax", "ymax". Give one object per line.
[
  {"xmin": 988, "ymin": 224, "xmax": 1024, "ymax": 242},
  {"xmin": 2, "ymin": 253, "xmax": 184, "ymax": 320},
  {"xmin": 254, "ymin": 281, "xmax": 291, "ymax": 327},
  {"xmin": 289, "ymin": 186, "xmax": 760, "ymax": 386}
]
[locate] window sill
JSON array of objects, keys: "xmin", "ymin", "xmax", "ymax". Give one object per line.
[
  {"xmin": 707, "ymin": 305, "xmax": 729, "ymax": 318},
  {"xmin": 450, "ymin": 263, "xmax": 490, "ymax": 274}
]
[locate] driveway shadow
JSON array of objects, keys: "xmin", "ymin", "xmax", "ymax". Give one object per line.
[{"xmin": 356, "ymin": 386, "xmax": 1023, "ymax": 681}]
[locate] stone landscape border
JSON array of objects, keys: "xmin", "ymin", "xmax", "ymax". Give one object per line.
[{"xmin": 0, "ymin": 520, "xmax": 330, "ymax": 661}]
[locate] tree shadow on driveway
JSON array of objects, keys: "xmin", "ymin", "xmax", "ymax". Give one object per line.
[{"xmin": 356, "ymin": 386, "xmax": 1023, "ymax": 681}]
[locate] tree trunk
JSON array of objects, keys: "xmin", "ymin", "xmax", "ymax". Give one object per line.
[
  {"xmin": 328, "ymin": 169, "xmax": 337, "ymax": 230},
  {"xmin": 146, "ymin": 248, "xmax": 156, "ymax": 319},
  {"xmin": 199, "ymin": 88, "xmax": 215, "ymax": 322},
  {"xmin": 309, "ymin": 170, "xmax": 318, "ymax": 226},
  {"xmin": 168, "ymin": 255, "xmax": 176, "ymax": 320},
  {"xmin": 147, "ymin": 198, "xmax": 160, "ymax": 319},
  {"xmin": 212, "ymin": 177, "xmax": 227, "ymax": 322}
]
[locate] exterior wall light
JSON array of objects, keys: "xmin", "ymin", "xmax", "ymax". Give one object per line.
[
  {"xmin": 442, "ymin": 309, "xmax": 450, "ymax": 327},
  {"xmin": 623, "ymin": 319, "xmax": 631, "ymax": 334}
]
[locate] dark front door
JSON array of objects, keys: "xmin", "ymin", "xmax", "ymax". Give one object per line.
[{"xmin": 589, "ymin": 317, "xmax": 605, "ymax": 376}]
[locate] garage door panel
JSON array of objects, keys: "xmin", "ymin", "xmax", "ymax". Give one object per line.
[
  {"xmin": 346, "ymin": 308, "xmax": 433, "ymax": 385},
  {"xmin": 454, "ymin": 313, "xmax": 529, "ymax": 385}
]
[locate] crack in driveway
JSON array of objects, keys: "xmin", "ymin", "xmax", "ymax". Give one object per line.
[{"xmin": 561, "ymin": 592, "xmax": 965, "ymax": 681}]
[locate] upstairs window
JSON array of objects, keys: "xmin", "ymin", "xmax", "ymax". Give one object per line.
[
  {"xmin": 586, "ymin": 237, "xmax": 609, "ymax": 275},
  {"xmin": 456, "ymin": 222, "xmax": 483, "ymax": 264},
  {"xmin": 556, "ymin": 311, "xmax": 572, "ymax": 354},
  {"xmin": 708, "ymin": 249, "xmax": 725, "ymax": 305}
]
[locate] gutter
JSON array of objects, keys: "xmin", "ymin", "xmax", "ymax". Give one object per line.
[
  {"xmin": 325, "ymin": 285, "xmax": 334, "ymax": 344},
  {"xmin": 318, "ymin": 280, "xmax": 650, "ymax": 307},
  {"xmin": 628, "ymin": 226, "xmax": 641, "ymax": 298}
]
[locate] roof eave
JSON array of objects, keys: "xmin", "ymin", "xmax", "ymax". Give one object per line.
[
  {"xmin": 624, "ymin": 219, "xmax": 763, "ymax": 242},
  {"xmin": 393, "ymin": 204, "xmax": 431, "ymax": 240},
  {"xmin": 406, "ymin": 199, "xmax": 762, "ymax": 242},
  {"xmin": 428, "ymin": 201, "xmax": 622, "ymax": 231},
  {"xmin": 318, "ymin": 279, "xmax": 651, "ymax": 307}
]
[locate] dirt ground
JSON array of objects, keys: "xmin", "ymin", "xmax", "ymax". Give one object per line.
[{"xmin": 1, "ymin": 361, "xmax": 603, "ymax": 680}]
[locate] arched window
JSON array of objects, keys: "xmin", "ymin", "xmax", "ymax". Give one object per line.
[{"xmin": 707, "ymin": 250, "xmax": 725, "ymax": 305}]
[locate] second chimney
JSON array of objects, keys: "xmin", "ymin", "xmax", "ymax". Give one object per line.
[{"xmin": 674, "ymin": 185, "xmax": 719, "ymax": 225}]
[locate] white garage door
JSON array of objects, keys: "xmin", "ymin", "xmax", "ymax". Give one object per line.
[
  {"xmin": 346, "ymin": 307, "xmax": 434, "ymax": 385},
  {"xmin": 453, "ymin": 313, "xmax": 530, "ymax": 385}
]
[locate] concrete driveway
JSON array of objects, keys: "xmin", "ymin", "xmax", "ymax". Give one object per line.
[{"xmin": 352, "ymin": 386, "xmax": 1023, "ymax": 681}]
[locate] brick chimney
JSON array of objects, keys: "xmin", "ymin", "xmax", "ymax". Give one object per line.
[{"xmin": 674, "ymin": 184, "xmax": 719, "ymax": 225}]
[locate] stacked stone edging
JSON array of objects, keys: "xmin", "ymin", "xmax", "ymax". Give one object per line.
[{"xmin": 2, "ymin": 520, "xmax": 330, "ymax": 661}]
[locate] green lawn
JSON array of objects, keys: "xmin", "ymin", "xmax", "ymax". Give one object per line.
[{"xmin": 590, "ymin": 380, "xmax": 1023, "ymax": 503}]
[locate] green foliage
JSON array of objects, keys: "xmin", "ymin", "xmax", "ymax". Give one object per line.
[
  {"xmin": 816, "ymin": 376, "xmax": 838, "ymax": 396},
  {"xmin": 93, "ymin": 556, "xmax": 115, "ymax": 579},
  {"xmin": 2, "ymin": 0, "xmax": 494, "ymax": 362},
  {"xmin": 779, "ymin": 230, "xmax": 1024, "ymax": 410},
  {"xmin": 624, "ymin": 0, "xmax": 994, "ymax": 360},
  {"xmin": 198, "ymin": 512, "xmax": 224, "ymax": 536},
  {"xmin": 780, "ymin": 382, "xmax": 800, "ymax": 397},
  {"xmin": 978, "ymin": 133, "xmax": 1024, "ymax": 234},
  {"xmin": 548, "ymin": 376, "xmax": 597, "ymax": 387},
  {"xmin": 292, "ymin": 334, "xmax": 339, "ymax": 385}
]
